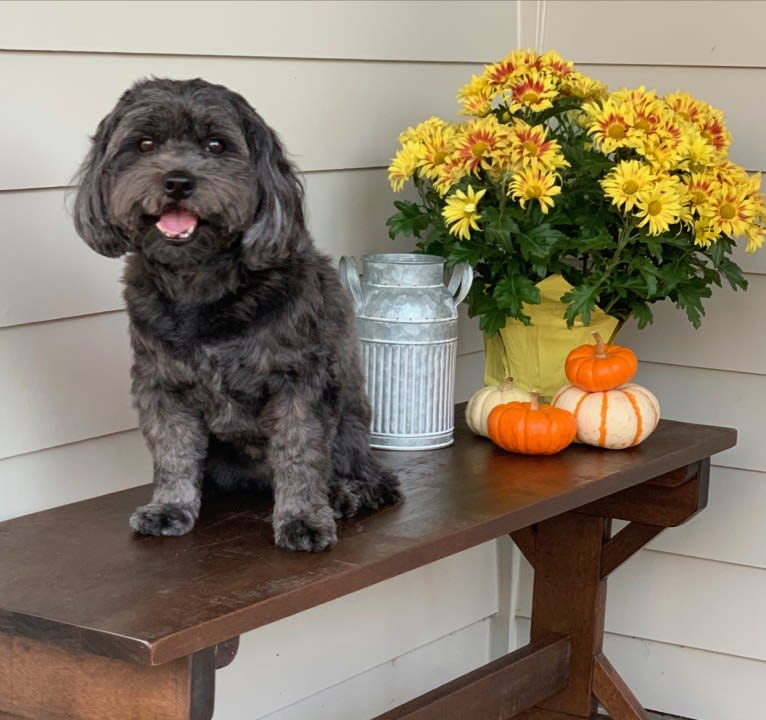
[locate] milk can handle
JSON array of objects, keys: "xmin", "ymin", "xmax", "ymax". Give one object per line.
[
  {"xmin": 338, "ymin": 256, "xmax": 363, "ymax": 312},
  {"xmin": 447, "ymin": 262, "xmax": 473, "ymax": 307}
]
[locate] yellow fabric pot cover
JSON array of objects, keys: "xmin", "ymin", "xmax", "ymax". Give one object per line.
[{"xmin": 483, "ymin": 275, "xmax": 620, "ymax": 399}]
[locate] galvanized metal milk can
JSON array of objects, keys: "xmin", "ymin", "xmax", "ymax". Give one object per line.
[{"xmin": 339, "ymin": 253, "xmax": 473, "ymax": 450}]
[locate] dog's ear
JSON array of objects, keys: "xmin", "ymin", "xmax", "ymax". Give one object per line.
[
  {"xmin": 72, "ymin": 106, "xmax": 132, "ymax": 258},
  {"xmin": 235, "ymin": 99, "xmax": 311, "ymax": 268}
]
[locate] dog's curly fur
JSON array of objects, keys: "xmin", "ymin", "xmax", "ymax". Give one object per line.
[{"xmin": 74, "ymin": 77, "xmax": 400, "ymax": 551}]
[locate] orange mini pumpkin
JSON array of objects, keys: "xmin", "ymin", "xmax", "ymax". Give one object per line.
[
  {"xmin": 565, "ymin": 332, "xmax": 638, "ymax": 392},
  {"xmin": 487, "ymin": 392, "xmax": 577, "ymax": 455}
]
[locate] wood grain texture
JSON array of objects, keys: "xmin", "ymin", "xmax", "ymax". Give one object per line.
[
  {"xmin": 372, "ymin": 635, "xmax": 570, "ymax": 720},
  {"xmin": 593, "ymin": 653, "xmax": 650, "ymax": 720},
  {"xmin": 528, "ymin": 514, "xmax": 609, "ymax": 716},
  {"xmin": 0, "ymin": 631, "xmax": 214, "ymax": 720},
  {"xmin": 578, "ymin": 460, "xmax": 710, "ymax": 527},
  {"xmin": 0, "ymin": 416, "xmax": 735, "ymax": 668}
]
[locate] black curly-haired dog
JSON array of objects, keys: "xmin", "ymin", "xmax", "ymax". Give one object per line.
[{"xmin": 74, "ymin": 77, "xmax": 400, "ymax": 551}]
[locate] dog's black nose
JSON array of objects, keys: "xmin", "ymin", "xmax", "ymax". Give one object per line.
[{"xmin": 163, "ymin": 172, "xmax": 196, "ymax": 200}]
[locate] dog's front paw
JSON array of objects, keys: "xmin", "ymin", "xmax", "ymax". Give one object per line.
[
  {"xmin": 274, "ymin": 508, "xmax": 337, "ymax": 552},
  {"xmin": 129, "ymin": 503, "xmax": 198, "ymax": 536}
]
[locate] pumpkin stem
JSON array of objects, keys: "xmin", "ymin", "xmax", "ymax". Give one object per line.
[
  {"xmin": 499, "ymin": 377, "xmax": 515, "ymax": 391},
  {"xmin": 591, "ymin": 331, "xmax": 607, "ymax": 358},
  {"xmin": 529, "ymin": 390, "xmax": 540, "ymax": 411}
]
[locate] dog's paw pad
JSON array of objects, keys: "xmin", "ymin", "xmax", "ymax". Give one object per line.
[
  {"xmin": 275, "ymin": 516, "xmax": 337, "ymax": 552},
  {"xmin": 129, "ymin": 503, "xmax": 197, "ymax": 536}
]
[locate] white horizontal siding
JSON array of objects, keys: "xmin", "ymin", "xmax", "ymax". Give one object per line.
[
  {"xmin": 0, "ymin": 190, "xmax": 124, "ymax": 327},
  {"xmin": 618, "ymin": 275, "xmax": 766, "ymax": 375},
  {"xmin": 0, "ymin": 313, "xmax": 134, "ymax": 459},
  {"xmin": 214, "ymin": 542, "xmax": 497, "ymax": 718},
  {"xmin": 0, "ymin": 53, "xmax": 479, "ymax": 190},
  {"xmin": 0, "ymin": 430, "xmax": 149, "ymax": 522},
  {"xmin": 644, "ymin": 466, "xmax": 766, "ymax": 569},
  {"xmin": 516, "ymin": 618, "xmax": 764, "ymax": 720},
  {"xmin": 631, "ymin": 363, "xmax": 764, "ymax": 472},
  {"xmin": 517, "ymin": 551, "xmax": 766, "ymax": 661},
  {"xmin": 244, "ymin": 620, "xmax": 491, "ymax": 720},
  {"xmin": 542, "ymin": 0, "xmax": 766, "ymax": 68},
  {"xmin": 0, "ymin": 0, "xmax": 516, "ymax": 63}
]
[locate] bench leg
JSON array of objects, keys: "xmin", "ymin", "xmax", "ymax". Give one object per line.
[
  {"xmin": 523, "ymin": 513, "xmax": 613, "ymax": 718},
  {"xmin": 511, "ymin": 464, "xmax": 708, "ymax": 720},
  {"xmin": 512, "ymin": 511, "xmax": 651, "ymax": 720},
  {"xmin": 513, "ymin": 514, "xmax": 652, "ymax": 720},
  {"xmin": 0, "ymin": 631, "xmax": 215, "ymax": 720}
]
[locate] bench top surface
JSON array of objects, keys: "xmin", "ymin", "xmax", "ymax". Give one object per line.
[{"xmin": 0, "ymin": 415, "xmax": 735, "ymax": 666}]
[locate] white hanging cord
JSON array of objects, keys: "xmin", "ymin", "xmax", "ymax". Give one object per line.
[{"xmin": 535, "ymin": 0, "xmax": 548, "ymax": 52}]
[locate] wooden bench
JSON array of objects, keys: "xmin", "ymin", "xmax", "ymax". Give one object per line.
[{"xmin": 0, "ymin": 413, "xmax": 736, "ymax": 720}]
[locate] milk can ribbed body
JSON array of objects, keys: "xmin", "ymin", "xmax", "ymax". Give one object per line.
[{"xmin": 339, "ymin": 253, "xmax": 472, "ymax": 450}]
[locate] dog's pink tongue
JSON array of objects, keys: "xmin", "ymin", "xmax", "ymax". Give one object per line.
[{"xmin": 156, "ymin": 210, "xmax": 198, "ymax": 236}]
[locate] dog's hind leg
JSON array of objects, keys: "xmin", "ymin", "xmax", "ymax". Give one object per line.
[
  {"xmin": 129, "ymin": 384, "xmax": 208, "ymax": 536},
  {"xmin": 329, "ymin": 413, "xmax": 401, "ymax": 519}
]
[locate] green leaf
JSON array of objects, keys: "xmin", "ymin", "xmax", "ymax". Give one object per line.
[
  {"xmin": 631, "ymin": 301, "xmax": 654, "ymax": 329},
  {"xmin": 479, "ymin": 308, "xmax": 513, "ymax": 336},
  {"xmin": 385, "ymin": 201, "xmax": 435, "ymax": 240},
  {"xmin": 674, "ymin": 281, "xmax": 712, "ymax": 329},
  {"xmin": 561, "ymin": 283, "xmax": 601, "ymax": 327},
  {"xmin": 492, "ymin": 273, "xmax": 540, "ymax": 321}
]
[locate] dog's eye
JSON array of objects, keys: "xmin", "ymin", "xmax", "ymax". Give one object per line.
[
  {"xmin": 137, "ymin": 138, "xmax": 156, "ymax": 153},
  {"xmin": 205, "ymin": 138, "xmax": 226, "ymax": 155}
]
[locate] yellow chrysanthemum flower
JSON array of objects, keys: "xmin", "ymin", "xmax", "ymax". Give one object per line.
[
  {"xmin": 417, "ymin": 124, "xmax": 459, "ymax": 182},
  {"xmin": 561, "ymin": 72, "xmax": 608, "ymax": 101},
  {"xmin": 665, "ymin": 92, "xmax": 708, "ymax": 125},
  {"xmin": 442, "ymin": 185, "xmax": 487, "ymax": 240},
  {"xmin": 397, "ymin": 116, "xmax": 448, "ymax": 146},
  {"xmin": 582, "ymin": 99, "xmax": 634, "ymax": 153},
  {"xmin": 537, "ymin": 50, "xmax": 574, "ymax": 78},
  {"xmin": 433, "ymin": 158, "xmax": 467, "ymax": 197},
  {"xmin": 601, "ymin": 160, "xmax": 657, "ymax": 212},
  {"xmin": 458, "ymin": 74, "xmax": 494, "ymax": 117},
  {"xmin": 388, "ymin": 142, "xmax": 423, "ymax": 192},
  {"xmin": 507, "ymin": 120, "xmax": 569, "ymax": 173},
  {"xmin": 506, "ymin": 71, "xmax": 559, "ymax": 113},
  {"xmin": 637, "ymin": 134, "xmax": 686, "ymax": 172},
  {"xmin": 685, "ymin": 172, "xmax": 717, "ymax": 213},
  {"xmin": 634, "ymin": 178, "xmax": 685, "ymax": 235},
  {"xmin": 699, "ymin": 110, "xmax": 732, "ymax": 155},
  {"xmin": 452, "ymin": 116, "xmax": 510, "ymax": 177},
  {"xmin": 703, "ymin": 184, "xmax": 760, "ymax": 241},
  {"xmin": 508, "ymin": 167, "xmax": 562, "ymax": 214},
  {"xmin": 679, "ymin": 129, "xmax": 718, "ymax": 170}
]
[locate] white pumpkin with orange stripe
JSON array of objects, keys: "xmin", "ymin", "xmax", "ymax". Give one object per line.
[{"xmin": 551, "ymin": 383, "xmax": 660, "ymax": 449}]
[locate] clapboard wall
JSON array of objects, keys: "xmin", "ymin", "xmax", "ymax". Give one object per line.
[
  {"xmin": 508, "ymin": 3, "xmax": 766, "ymax": 719},
  {"xmin": 0, "ymin": 2, "xmax": 516, "ymax": 718},
  {"xmin": 2, "ymin": 1, "xmax": 764, "ymax": 718}
]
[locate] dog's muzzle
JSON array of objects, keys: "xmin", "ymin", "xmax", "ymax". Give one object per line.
[{"xmin": 155, "ymin": 172, "xmax": 199, "ymax": 240}]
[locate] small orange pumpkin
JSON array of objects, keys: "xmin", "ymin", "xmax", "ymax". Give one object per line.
[
  {"xmin": 565, "ymin": 332, "xmax": 638, "ymax": 392},
  {"xmin": 487, "ymin": 391, "xmax": 577, "ymax": 455}
]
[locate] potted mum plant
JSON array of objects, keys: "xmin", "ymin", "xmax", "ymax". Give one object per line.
[{"xmin": 386, "ymin": 49, "xmax": 765, "ymax": 396}]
